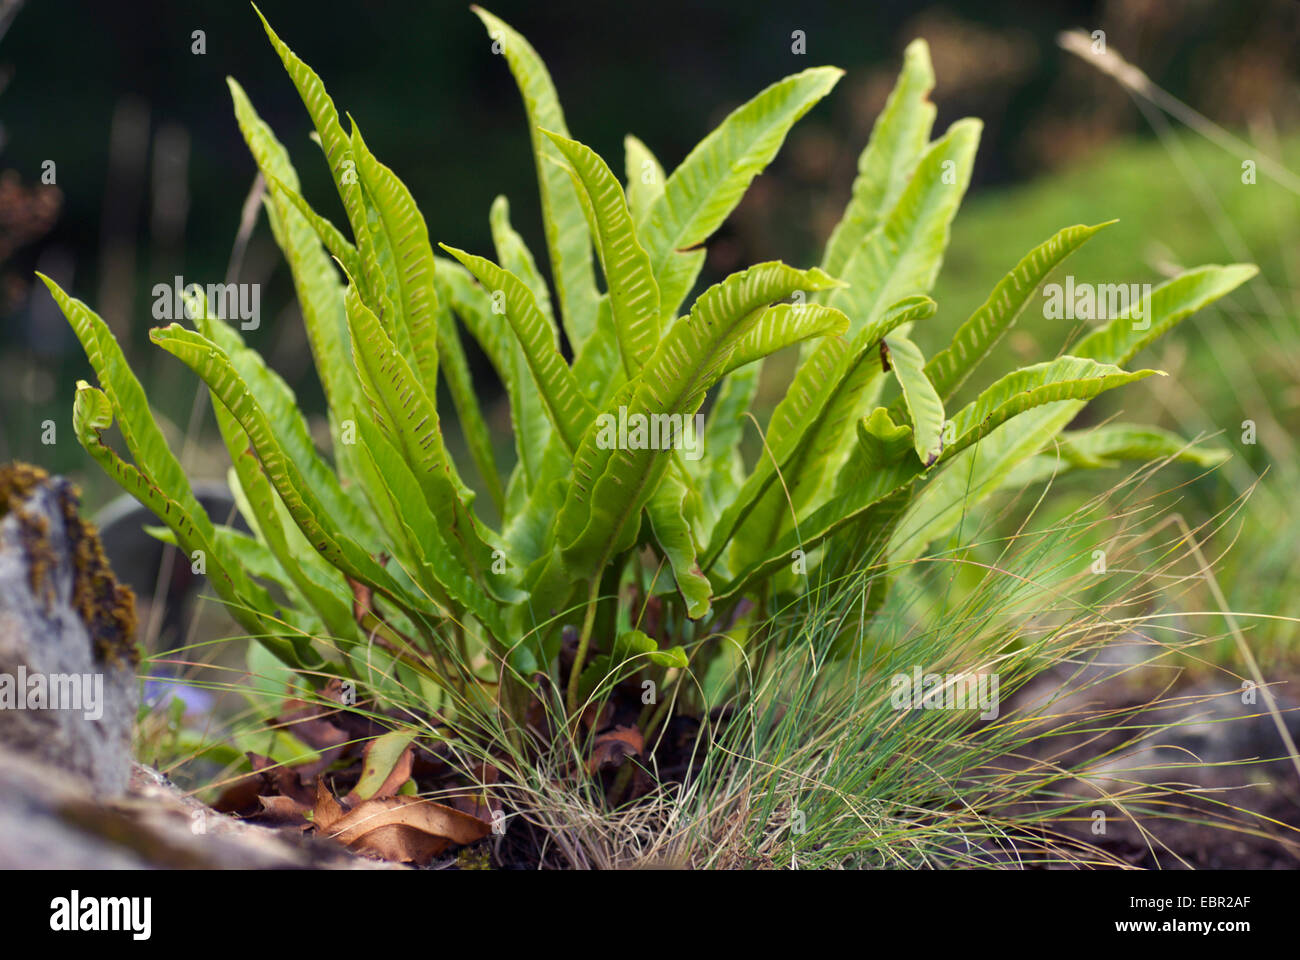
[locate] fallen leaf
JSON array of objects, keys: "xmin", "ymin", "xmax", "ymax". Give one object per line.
[
  {"xmin": 345, "ymin": 824, "xmax": 450, "ymax": 865},
  {"xmin": 587, "ymin": 725, "xmax": 643, "ymax": 774},
  {"xmin": 249, "ymin": 752, "xmax": 314, "ymax": 806},
  {"xmin": 318, "ymin": 795, "xmax": 490, "ymax": 865},
  {"xmin": 312, "ymin": 776, "xmax": 346, "ymax": 832},
  {"xmin": 256, "ymin": 794, "xmax": 311, "ymax": 826}
]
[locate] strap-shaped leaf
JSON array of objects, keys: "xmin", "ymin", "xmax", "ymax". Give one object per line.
[
  {"xmin": 889, "ymin": 265, "xmax": 1255, "ymax": 564},
  {"xmin": 938, "ymin": 356, "xmax": 1157, "ymax": 465},
  {"xmin": 148, "ymin": 323, "xmax": 410, "ymax": 605},
  {"xmin": 624, "ymin": 134, "xmax": 665, "ymax": 226},
  {"xmin": 354, "ymin": 413, "xmax": 507, "ymax": 640},
  {"xmin": 490, "ymin": 194, "xmax": 555, "ymax": 328},
  {"xmin": 342, "ymin": 285, "xmax": 486, "ymax": 566},
  {"xmin": 40, "ymin": 275, "xmax": 212, "ymax": 535},
  {"xmin": 254, "ymin": 7, "xmax": 374, "ymax": 288},
  {"xmin": 707, "ymin": 295, "xmax": 933, "ymax": 571},
  {"xmin": 822, "ymin": 38, "xmax": 935, "ymax": 278},
  {"xmin": 712, "ymin": 457, "xmax": 921, "ymax": 601},
  {"xmin": 434, "ymin": 294, "xmax": 504, "ymax": 514},
  {"xmin": 1050, "ymin": 424, "xmax": 1230, "ymax": 468},
  {"xmin": 440, "ymin": 244, "xmax": 595, "ymax": 453},
  {"xmin": 557, "ymin": 262, "xmax": 842, "ymax": 580},
  {"xmin": 641, "ymin": 66, "xmax": 843, "ymax": 318},
  {"xmin": 228, "ymin": 80, "xmax": 364, "ymax": 483},
  {"xmin": 883, "ymin": 334, "xmax": 945, "ymax": 465},
  {"xmin": 646, "ymin": 464, "xmax": 712, "ymax": 619},
  {"xmin": 827, "ymin": 118, "xmax": 981, "ymax": 334},
  {"xmin": 716, "ymin": 302, "xmax": 849, "ymax": 379},
  {"xmin": 1073, "ymin": 263, "xmax": 1258, "ymax": 366},
  {"xmin": 193, "ymin": 304, "xmax": 376, "ymax": 552},
  {"xmin": 215, "ymin": 406, "xmax": 360, "ymax": 645},
  {"xmin": 691, "ymin": 363, "xmax": 759, "ymax": 544},
  {"xmin": 437, "ymin": 252, "xmax": 550, "ymax": 495},
  {"xmin": 544, "ymin": 129, "xmax": 662, "ymax": 376},
  {"xmin": 349, "ymin": 124, "xmax": 441, "ymax": 397},
  {"xmin": 922, "ymin": 221, "xmax": 1112, "ymax": 402},
  {"xmin": 472, "ymin": 7, "xmax": 600, "ymax": 349},
  {"xmin": 73, "ymin": 381, "xmax": 322, "ymax": 672},
  {"xmin": 265, "ymin": 172, "xmax": 362, "ymax": 281}
]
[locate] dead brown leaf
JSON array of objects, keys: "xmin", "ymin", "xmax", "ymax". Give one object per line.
[
  {"xmin": 317, "ymin": 795, "xmax": 490, "ymax": 865},
  {"xmin": 256, "ymin": 794, "xmax": 311, "ymax": 827},
  {"xmin": 312, "ymin": 776, "xmax": 346, "ymax": 832},
  {"xmin": 587, "ymin": 725, "xmax": 643, "ymax": 774}
]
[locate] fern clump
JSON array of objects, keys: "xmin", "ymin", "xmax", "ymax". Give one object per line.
[{"xmin": 45, "ymin": 6, "xmax": 1252, "ymax": 741}]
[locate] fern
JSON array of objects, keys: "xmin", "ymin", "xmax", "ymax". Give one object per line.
[{"xmin": 47, "ymin": 9, "xmax": 1253, "ymax": 725}]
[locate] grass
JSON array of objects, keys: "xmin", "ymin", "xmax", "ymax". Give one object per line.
[{"xmin": 132, "ymin": 450, "xmax": 1299, "ymax": 869}]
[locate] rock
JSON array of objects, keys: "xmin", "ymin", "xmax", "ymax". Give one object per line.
[
  {"xmin": 0, "ymin": 463, "xmax": 138, "ymax": 795},
  {"xmin": 0, "ymin": 746, "xmax": 399, "ymax": 869}
]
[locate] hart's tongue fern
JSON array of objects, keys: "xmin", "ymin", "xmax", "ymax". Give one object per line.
[{"xmin": 44, "ymin": 7, "xmax": 1252, "ymax": 732}]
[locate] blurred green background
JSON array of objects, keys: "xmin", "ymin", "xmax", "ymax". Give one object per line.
[{"xmin": 2, "ymin": 0, "xmax": 1297, "ymax": 661}]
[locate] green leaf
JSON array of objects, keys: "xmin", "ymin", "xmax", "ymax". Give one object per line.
[
  {"xmin": 489, "ymin": 194, "xmax": 555, "ymax": 328},
  {"xmin": 855, "ymin": 408, "xmax": 915, "ymax": 469},
  {"xmin": 254, "ymin": 6, "xmax": 373, "ymax": 285},
  {"xmin": 708, "ymin": 295, "xmax": 933, "ymax": 571},
  {"xmin": 438, "ymin": 250, "xmax": 550, "ymax": 494},
  {"xmin": 939, "ymin": 356, "xmax": 1157, "ymax": 464},
  {"xmin": 348, "ymin": 730, "xmax": 417, "ymax": 801},
  {"xmin": 41, "ymin": 276, "xmax": 211, "ymax": 533},
  {"xmin": 353, "ymin": 414, "xmax": 507, "ymax": 638},
  {"xmin": 922, "ymin": 221, "xmax": 1112, "ymax": 401},
  {"xmin": 822, "ymin": 38, "xmax": 935, "ymax": 278},
  {"xmin": 72, "ymin": 382, "xmax": 319, "ymax": 672},
  {"xmin": 227, "ymin": 79, "xmax": 363, "ymax": 473},
  {"xmin": 691, "ymin": 364, "xmax": 759, "ymax": 540},
  {"xmin": 1073, "ymin": 264, "xmax": 1259, "ymax": 366},
  {"xmin": 826, "ymin": 118, "xmax": 981, "ymax": 335},
  {"xmin": 265, "ymin": 173, "xmax": 362, "ymax": 279},
  {"xmin": 641, "ymin": 67, "xmax": 843, "ymax": 319},
  {"xmin": 624, "ymin": 134, "xmax": 665, "ymax": 226},
  {"xmin": 716, "ymin": 302, "xmax": 849, "ymax": 379},
  {"xmin": 542, "ymin": 129, "xmax": 661, "ymax": 376},
  {"xmin": 472, "ymin": 6, "xmax": 600, "ymax": 349},
  {"xmin": 1050, "ymin": 423, "xmax": 1229, "ymax": 468},
  {"xmin": 889, "ymin": 265, "xmax": 1256, "ymax": 564},
  {"xmin": 433, "ymin": 293, "xmax": 505, "ymax": 514},
  {"xmin": 883, "ymin": 334, "xmax": 945, "ymax": 465},
  {"xmin": 342, "ymin": 284, "xmax": 488, "ymax": 572},
  {"xmin": 713, "ymin": 458, "xmax": 921, "ymax": 601},
  {"xmin": 559, "ymin": 262, "xmax": 843, "ymax": 582},
  {"xmin": 148, "ymin": 323, "xmax": 409, "ymax": 608},
  {"xmin": 349, "ymin": 123, "xmax": 442, "ymax": 398},
  {"xmin": 1005, "ymin": 424, "xmax": 1230, "ymax": 486},
  {"xmin": 440, "ymin": 244, "xmax": 595, "ymax": 454},
  {"xmin": 646, "ymin": 465, "xmax": 712, "ymax": 619}
]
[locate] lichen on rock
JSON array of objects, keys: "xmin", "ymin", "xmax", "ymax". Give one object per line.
[{"xmin": 0, "ymin": 462, "xmax": 137, "ymax": 667}]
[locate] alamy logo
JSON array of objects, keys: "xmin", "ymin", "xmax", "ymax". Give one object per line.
[
  {"xmin": 0, "ymin": 667, "xmax": 102, "ymax": 720},
  {"xmin": 49, "ymin": 891, "xmax": 151, "ymax": 940},
  {"xmin": 889, "ymin": 666, "xmax": 1000, "ymax": 720},
  {"xmin": 1042, "ymin": 275, "xmax": 1153, "ymax": 328},
  {"xmin": 595, "ymin": 407, "xmax": 705, "ymax": 461},
  {"xmin": 152, "ymin": 275, "xmax": 260, "ymax": 330}
]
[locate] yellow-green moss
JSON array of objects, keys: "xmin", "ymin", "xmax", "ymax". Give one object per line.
[{"xmin": 0, "ymin": 462, "xmax": 137, "ymax": 667}]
